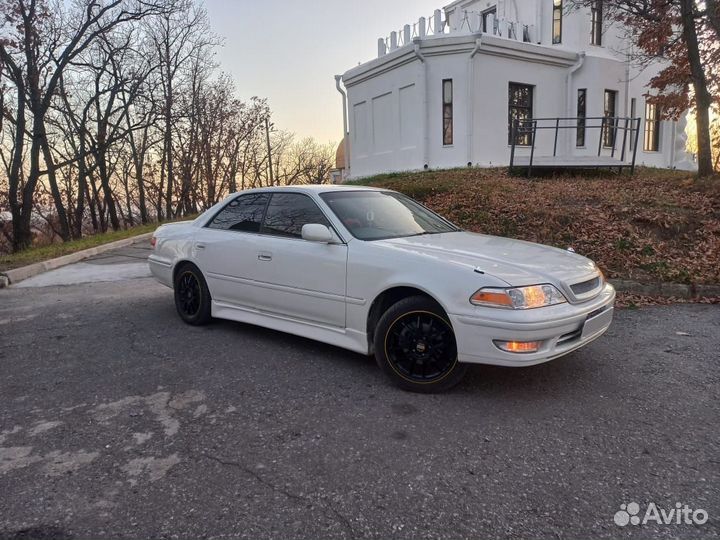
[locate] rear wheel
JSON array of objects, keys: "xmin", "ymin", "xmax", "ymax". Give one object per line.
[
  {"xmin": 374, "ymin": 296, "xmax": 467, "ymax": 393},
  {"xmin": 173, "ymin": 263, "xmax": 212, "ymax": 325}
]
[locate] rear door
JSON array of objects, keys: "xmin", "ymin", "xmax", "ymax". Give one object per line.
[
  {"xmin": 252, "ymin": 192, "xmax": 348, "ymax": 328},
  {"xmin": 192, "ymin": 192, "xmax": 270, "ymax": 307}
]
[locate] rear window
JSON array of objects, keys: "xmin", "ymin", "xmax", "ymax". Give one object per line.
[{"xmin": 207, "ymin": 193, "xmax": 270, "ymax": 232}]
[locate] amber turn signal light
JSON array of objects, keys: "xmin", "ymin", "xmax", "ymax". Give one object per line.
[
  {"xmin": 470, "ymin": 290, "xmax": 514, "ymax": 308},
  {"xmin": 493, "ymin": 340, "xmax": 541, "ymax": 353}
]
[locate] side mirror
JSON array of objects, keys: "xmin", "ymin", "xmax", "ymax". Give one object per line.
[{"xmin": 301, "ymin": 223, "xmax": 333, "ymax": 243}]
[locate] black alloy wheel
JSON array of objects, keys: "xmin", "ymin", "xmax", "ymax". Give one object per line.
[
  {"xmin": 173, "ymin": 264, "xmax": 212, "ymax": 325},
  {"xmin": 374, "ymin": 296, "xmax": 467, "ymax": 393}
]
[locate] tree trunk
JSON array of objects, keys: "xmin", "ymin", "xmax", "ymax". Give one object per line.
[
  {"xmin": 39, "ymin": 135, "xmax": 72, "ymax": 241},
  {"xmin": 6, "ymin": 67, "xmax": 27, "ymax": 252},
  {"xmin": 97, "ymin": 146, "xmax": 121, "ymax": 230},
  {"xmin": 679, "ymin": 0, "xmax": 714, "ymax": 177},
  {"xmin": 129, "ymin": 129, "xmax": 149, "ymax": 224},
  {"xmin": 163, "ymin": 36, "xmax": 175, "ymax": 220},
  {"xmin": 85, "ymin": 182, "xmax": 99, "ymax": 233},
  {"xmin": 73, "ymin": 140, "xmax": 88, "ymax": 239}
]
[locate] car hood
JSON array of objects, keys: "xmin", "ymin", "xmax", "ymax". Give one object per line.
[{"xmin": 376, "ymin": 231, "xmax": 599, "ymax": 291}]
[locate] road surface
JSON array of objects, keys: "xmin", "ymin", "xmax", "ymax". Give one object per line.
[{"xmin": 0, "ymin": 240, "xmax": 718, "ymax": 539}]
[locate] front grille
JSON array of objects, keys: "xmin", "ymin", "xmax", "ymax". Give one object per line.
[{"xmin": 570, "ymin": 276, "xmax": 601, "ymax": 296}]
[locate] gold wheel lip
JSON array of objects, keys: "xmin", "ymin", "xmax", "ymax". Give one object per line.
[{"xmin": 383, "ymin": 310, "xmax": 458, "ymax": 385}]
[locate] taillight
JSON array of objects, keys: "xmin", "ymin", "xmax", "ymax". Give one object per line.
[{"xmin": 150, "ymin": 236, "xmax": 157, "ymax": 248}]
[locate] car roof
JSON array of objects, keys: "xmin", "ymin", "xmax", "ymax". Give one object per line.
[{"xmin": 230, "ymin": 184, "xmax": 392, "ymax": 196}]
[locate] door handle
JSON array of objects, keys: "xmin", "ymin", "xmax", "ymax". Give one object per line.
[
  {"xmin": 258, "ymin": 252, "xmax": 272, "ymax": 261},
  {"xmin": 196, "ymin": 243, "xmax": 206, "ymax": 250}
]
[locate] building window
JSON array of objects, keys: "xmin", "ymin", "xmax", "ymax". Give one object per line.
[
  {"xmin": 552, "ymin": 0, "xmax": 563, "ymax": 44},
  {"xmin": 603, "ymin": 89, "xmax": 617, "ymax": 147},
  {"xmin": 576, "ymin": 89, "xmax": 587, "ymax": 147},
  {"xmin": 482, "ymin": 6, "xmax": 496, "ymax": 34},
  {"xmin": 644, "ymin": 101, "xmax": 661, "ymax": 151},
  {"xmin": 508, "ymin": 82, "xmax": 534, "ymax": 146},
  {"xmin": 591, "ymin": 0, "xmax": 603, "ymax": 45},
  {"xmin": 442, "ymin": 79, "xmax": 453, "ymax": 146}
]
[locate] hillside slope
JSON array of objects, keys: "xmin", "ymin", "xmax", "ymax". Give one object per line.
[{"xmin": 353, "ymin": 168, "xmax": 719, "ymax": 286}]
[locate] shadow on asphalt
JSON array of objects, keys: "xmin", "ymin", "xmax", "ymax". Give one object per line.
[
  {"xmin": 0, "ymin": 526, "xmax": 74, "ymax": 540},
  {"xmin": 199, "ymin": 311, "xmax": 590, "ymax": 399}
]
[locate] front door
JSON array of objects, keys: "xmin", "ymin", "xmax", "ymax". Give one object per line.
[
  {"xmin": 604, "ymin": 89, "xmax": 618, "ymax": 147},
  {"xmin": 252, "ymin": 192, "xmax": 347, "ymax": 328}
]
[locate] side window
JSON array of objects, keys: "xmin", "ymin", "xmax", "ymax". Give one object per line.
[
  {"xmin": 207, "ymin": 193, "xmax": 269, "ymax": 232},
  {"xmin": 262, "ymin": 193, "xmax": 330, "ymax": 239},
  {"xmin": 552, "ymin": 0, "xmax": 562, "ymax": 44},
  {"xmin": 442, "ymin": 79, "xmax": 453, "ymax": 146}
]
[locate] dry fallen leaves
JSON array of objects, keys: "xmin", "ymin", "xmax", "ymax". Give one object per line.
[{"xmin": 364, "ymin": 167, "xmax": 720, "ymax": 306}]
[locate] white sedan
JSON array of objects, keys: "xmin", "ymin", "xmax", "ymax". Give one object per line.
[{"xmin": 149, "ymin": 185, "xmax": 615, "ymax": 392}]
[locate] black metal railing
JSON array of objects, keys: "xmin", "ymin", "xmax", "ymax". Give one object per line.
[{"xmin": 509, "ymin": 116, "xmax": 642, "ymax": 177}]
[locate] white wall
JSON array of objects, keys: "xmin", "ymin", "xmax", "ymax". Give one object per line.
[
  {"xmin": 426, "ymin": 53, "xmax": 471, "ymax": 169},
  {"xmin": 347, "ymin": 57, "xmax": 424, "ymax": 177},
  {"xmin": 342, "ymin": 1, "xmax": 694, "ymax": 177},
  {"xmin": 470, "ymin": 52, "xmax": 569, "ymax": 166}
]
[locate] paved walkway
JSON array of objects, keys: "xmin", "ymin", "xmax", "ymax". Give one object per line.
[{"xmin": 15, "ymin": 238, "xmax": 153, "ymax": 288}]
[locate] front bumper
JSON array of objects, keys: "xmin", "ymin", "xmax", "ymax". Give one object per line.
[{"xmin": 449, "ymin": 282, "xmax": 615, "ymax": 366}]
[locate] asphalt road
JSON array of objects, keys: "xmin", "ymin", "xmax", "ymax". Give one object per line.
[{"xmin": 0, "ymin": 242, "xmax": 718, "ymax": 540}]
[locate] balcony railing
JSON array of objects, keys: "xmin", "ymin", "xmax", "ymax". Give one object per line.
[
  {"xmin": 377, "ymin": 9, "xmax": 535, "ymax": 58},
  {"xmin": 509, "ymin": 117, "xmax": 642, "ymax": 176}
]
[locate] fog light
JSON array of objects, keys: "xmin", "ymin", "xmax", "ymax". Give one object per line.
[{"xmin": 494, "ymin": 340, "xmax": 541, "ymax": 353}]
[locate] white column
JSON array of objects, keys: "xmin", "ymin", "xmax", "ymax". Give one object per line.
[
  {"xmin": 433, "ymin": 9, "xmax": 443, "ymax": 35},
  {"xmin": 390, "ymin": 31, "xmax": 398, "ymax": 51},
  {"xmin": 418, "ymin": 17, "xmax": 426, "ymax": 38},
  {"xmin": 469, "ymin": 11, "xmax": 481, "ymax": 33},
  {"xmin": 377, "ymin": 38, "xmax": 386, "ymax": 57}
]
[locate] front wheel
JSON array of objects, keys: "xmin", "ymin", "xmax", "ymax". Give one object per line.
[
  {"xmin": 374, "ymin": 296, "xmax": 467, "ymax": 393},
  {"xmin": 173, "ymin": 263, "xmax": 212, "ymax": 325}
]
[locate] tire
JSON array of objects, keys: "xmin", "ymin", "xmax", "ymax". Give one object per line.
[
  {"xmin": 374, "ymin": 295, "xmax": 468, "ymax": 393},
  {"xmin": 173, "ymin": 263, "xmax": 212, "ymax": 326}
]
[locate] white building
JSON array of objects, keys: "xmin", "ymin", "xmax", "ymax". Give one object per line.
[{"xmin": 335, "ymin": 0, "xmax": 695, "ymax": 179}]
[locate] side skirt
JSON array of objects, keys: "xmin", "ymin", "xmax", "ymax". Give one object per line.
[{"xmin": 212, "ymin": 300, "xmax": 369, "ymax": 356}]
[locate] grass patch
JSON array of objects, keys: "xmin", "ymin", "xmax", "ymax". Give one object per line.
[{"xmin": 1, "ymin": 222, "xmax": 165, "ymax": 273}]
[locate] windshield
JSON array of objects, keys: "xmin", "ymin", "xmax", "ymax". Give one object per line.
[{"xmin": 319, "ymin": 191, "xmax": 459, "ymax": 241}]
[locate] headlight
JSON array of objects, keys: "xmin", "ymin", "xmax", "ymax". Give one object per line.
[{"xmin": 470, "ymin": 284, "xmax": 567, "ymax": 309}]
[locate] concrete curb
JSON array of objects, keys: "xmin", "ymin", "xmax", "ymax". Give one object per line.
[
  {"xmin": 609, "ymin": 279, "xmax": 720, "ymax": 299},
  {"xmin": 0, "ymin": 232, "xmax": 153, "ymax": 287}
]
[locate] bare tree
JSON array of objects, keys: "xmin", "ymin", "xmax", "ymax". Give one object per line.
[
  {"xmin": 146, "ymin": 0, "xmax": 217, "ymax": 220},
  {"xmin": 0, "ymin": 0, "xmax": 169, "ymax": 250},
  {"xmin": 0, "ymin": 0, "xmax": 334, "ymax": 255}
]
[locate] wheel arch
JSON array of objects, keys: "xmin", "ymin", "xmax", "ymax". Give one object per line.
[
  {"xmin": 172, "ymin": 259, "xmax": 200, "ymax": 283},
  {"xmin": 366, "ymin": 285, "xmax": 449, "ymax": 354}
]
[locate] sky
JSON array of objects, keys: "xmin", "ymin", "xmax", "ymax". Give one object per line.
[{"xmin": 204, "ymin": 0, "xmax": 442, "ymax": 145}]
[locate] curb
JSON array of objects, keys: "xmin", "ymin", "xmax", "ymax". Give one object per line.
[
  {"xmin": 0, "ymin": 232, "xmax": 153, "ymax": 287},
  {"xmin": 609, "ymin": 279, "xmax": 720, "ymax": 299}
]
